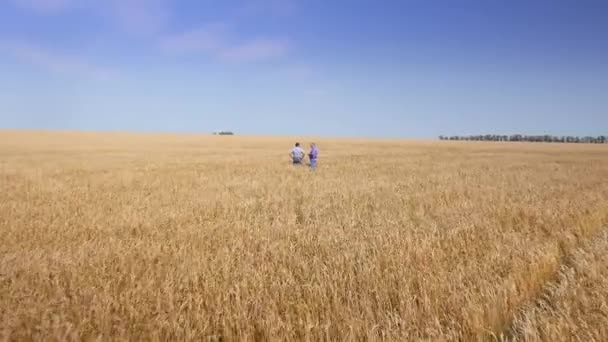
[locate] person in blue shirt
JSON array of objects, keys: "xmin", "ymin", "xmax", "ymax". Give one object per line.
[{"xmin": 308, "ymin": 143, "xmax": 319, "ymax": 170}]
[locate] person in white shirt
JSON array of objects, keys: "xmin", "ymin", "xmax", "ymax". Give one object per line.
[{"xmin": 290, "ymin": 142, "xmax": 305, "ymax": 166}]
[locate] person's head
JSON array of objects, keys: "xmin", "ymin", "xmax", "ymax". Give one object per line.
[
  {"xmin": 310, "ymin": 142, "xmax": 316, "ymax": 148},
  {"xmin": 295, "ymin": 142, "xmax": 300, "ymax": 147}
]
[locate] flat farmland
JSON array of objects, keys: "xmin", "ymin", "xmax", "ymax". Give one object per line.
[{"xmin": 1, "ymin": 131, "xmax": 607, "ymax": 341}]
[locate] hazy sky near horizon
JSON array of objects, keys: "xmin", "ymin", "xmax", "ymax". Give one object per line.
[{"xmin": 1, "ymin": 0, "xmax": 607, "ymax": 138}]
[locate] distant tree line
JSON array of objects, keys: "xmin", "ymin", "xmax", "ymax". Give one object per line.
[
  {"xmin": 213, "ymin": 131, "xmax": 234, "ymax": 135},
  {"xmin": 438, "ymin": 134, "xmax": 607, "ymax": 144}
]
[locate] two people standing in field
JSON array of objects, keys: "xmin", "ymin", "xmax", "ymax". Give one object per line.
[{"xmin": 290, "ymin": 142, "xmax": 319, "ymax": 170}]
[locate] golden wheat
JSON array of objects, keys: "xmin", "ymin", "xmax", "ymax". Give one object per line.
[
  {"xmin": 1, "ymin": 131, "xmax": 607, "ymax": 341},
  {"xmin": 509, "ymin": 230, "xmax": 608, "ymax": 342}
]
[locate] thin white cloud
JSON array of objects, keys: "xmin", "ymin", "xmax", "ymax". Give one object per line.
[
  {"xmin": 238, "ymin": 0, "xmax": 298, "ymax": 18},
  {"xmin": 109, "ymin": 0, "xmax": 169, "ymax": 36},
  {"xmin": 221, "ymin": 39, "xmax": 290, "ymax": 62},
  {"xmin": 281, "ymin": 64, "xmax": 316, "ymax": 80},
  {"xmin": 10, "ymin": 0, "xmax": 73, "ymax": 13},
  {"xmin": 0, "ymin": 40, "xmax": 117, "ymax": 80},
  {"xmin": 160, "ymin": 24, "xmax": 228, "ymax": 55},
  {"xmin": 10, "ymin": 0, "xmax": 169, "ymax": 36},
  {"xmin": 161, "ymin": 26, "xmax": 290, "ymax": 62},
  {"xmin": 10, "ymin": 0, "xmax": 295, "ymax": 63}
]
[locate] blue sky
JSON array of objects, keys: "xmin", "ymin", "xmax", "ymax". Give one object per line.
[{"xmin": 1, "ymin": 0, "xmax": 607, "ymax": 138}]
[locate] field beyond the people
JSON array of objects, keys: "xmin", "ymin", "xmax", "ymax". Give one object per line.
[{"xmin": 1, "ymin": 131, "xmax": 607, "ymax": 341}]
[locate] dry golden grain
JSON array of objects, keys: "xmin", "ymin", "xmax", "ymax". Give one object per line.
[{"xmin": 1, "ymin": 131, "xmax": 607, "ymax": 341}]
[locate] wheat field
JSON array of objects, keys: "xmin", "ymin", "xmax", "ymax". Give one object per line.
[{"xmin": 1, "ymin": 131, "xmax": 607, "ymax": 341}]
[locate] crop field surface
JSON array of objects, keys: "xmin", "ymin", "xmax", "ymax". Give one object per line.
[{"xmin": 1, "ymin": 131, "xmax": 607, "ymax": 341}]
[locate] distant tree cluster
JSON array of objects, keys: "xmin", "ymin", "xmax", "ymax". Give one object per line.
[
  {"xmin": 213, "ymin": 131, "xmax": 234, "ymax": 136},
  {"xmin": 438, "ymin": 134, "xmax": 607, "ymax": 144}
]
